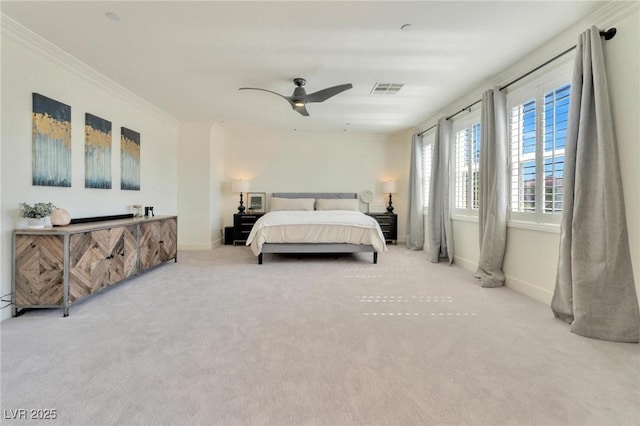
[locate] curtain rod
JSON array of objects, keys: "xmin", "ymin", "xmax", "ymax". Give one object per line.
[{"xmin": 417, "ymin": 28, "xmax": 617, "ymax": 137}]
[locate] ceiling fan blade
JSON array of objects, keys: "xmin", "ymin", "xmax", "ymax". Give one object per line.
[
  {"xmin": 239, "ymin": 87, "xmax": 295, "ymax": 106},
  {"xmin": 293, "ymin": 104, "xmax": 310, "ymax": 116},
  {"xmin": 239, "ymin": 80, "xmax": 347, "ymax": 116},
  {"xmin": 304, "ymin": 83, "xmax": 353, "ymax": 103}
]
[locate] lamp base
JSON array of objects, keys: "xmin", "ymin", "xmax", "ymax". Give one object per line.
[
  {"xmin": 237, "ymin": 193, "xmax": 246, "ymax": 214},
  {"xmin": 386, "ymin": 193, "xmax": 394, "ymax": 213}
]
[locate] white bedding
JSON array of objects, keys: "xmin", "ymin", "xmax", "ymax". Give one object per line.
[{"xmin": 246, "ymin": 210, "xmax": 387, "ymax": 256}]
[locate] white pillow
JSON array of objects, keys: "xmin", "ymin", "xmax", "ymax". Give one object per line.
[
  {"xmin": 315, "ymin": 198, "xmax": 360, "ymax": 211},
  {"xmin": 269, "ymin": 197, "xmax": 315, "ymax": 211}
]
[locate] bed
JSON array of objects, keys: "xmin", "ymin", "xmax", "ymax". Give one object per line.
[{"xmin": 245, "ymin": 192, "xmax": 387, "ymax": 264}]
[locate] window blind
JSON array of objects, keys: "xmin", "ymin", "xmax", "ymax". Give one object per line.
[
  {"xmin": 454, "ymin": 123, "xmax": 481, "ymax": 212},
  {"xmin": 509, "ymin": 79, "xmax": 570, "ymax": 218},
  {"xmin": 455, "ymin": 128, "xmax": 470, "ymax": 209},
  {"xmin": 510, "ymin": 99, "xmax": 537, "ymax": 212},
  {"xmin": 543, "ymin": 83, "xmax": 569, "ymax": 213}
]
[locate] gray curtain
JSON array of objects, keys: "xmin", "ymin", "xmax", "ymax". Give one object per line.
[
  {"xmin": 551, "ymin": 26, "xmax": 640, "ymax": 343},
  {"xmin": 406, "ymin": 133, "xmax": 424, "ymax": 250},
  {"xmin": 427, "ymin": 118, "xmax": 453, "ymax": 264},
  {"xmin": 475, "ymin": 88, "xmax": 508, "ymax": 288}
]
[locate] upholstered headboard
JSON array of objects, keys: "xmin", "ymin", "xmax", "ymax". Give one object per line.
[{"xmin": 271, "ymin": 193, "xmax": 357, "ymax": 199}]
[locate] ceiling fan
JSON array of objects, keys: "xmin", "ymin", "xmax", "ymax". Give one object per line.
[{"xmin": 239, "ymin": 78, "xmax": 353, "ymax": 116}]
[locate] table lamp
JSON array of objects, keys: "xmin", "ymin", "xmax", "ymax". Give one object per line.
[
  {"xmin": 231, "ymin": 179, "xmax": 250, "ymax": 214},
  {"xmin": 381, "ymin": 180, "xmax": 397, "ymax": 213}
]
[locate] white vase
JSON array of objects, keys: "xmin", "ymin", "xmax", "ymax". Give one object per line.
[{"xmin": 27, "ymin": 217, "xmax": 45, "ymax": 229}]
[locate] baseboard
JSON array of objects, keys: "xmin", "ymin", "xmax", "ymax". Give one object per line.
[
  {"xmin": 453, "ymin": 255, "xmax": 553, "ymax": 306},
  {"xmin": 178, "ymin": 242, "xmax": 212, "ymax": 251},
  {"xmin": 452, "ymin": 255, "xmax": 477, "ymax": 272},
  {"xmin": 504, "ymin": 275, "xmax": 553, "ymax": 306}
]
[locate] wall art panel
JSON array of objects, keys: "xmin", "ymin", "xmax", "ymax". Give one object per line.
[
  {"xmin": 120, "ymin": 127, "xmax": 140, "ymax": 190},
  {"xmin": 84, "ymin": 113, "xmax": 112, "ymax": 189},
  {"xmin": 32, "ymin": 93, "xmax": 71, "ymax": 187}
]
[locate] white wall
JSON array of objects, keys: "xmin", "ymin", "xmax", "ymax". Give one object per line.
[
  {"xmin": 0, "ymin": 14, "xmax": 3, "ymax": 325},
  {"xmin": 210, "ymin": 123, "xmax": 225, "ymax": 246},
  {"xmin": 607, "ymin": 5, "xmax": 639, "ymax": 286},
  {"xmin": 176, "ymin": 121, "xmax": 227, "ymax": 250},
  {"xmin": 1, "ymin": 17, "xmax": 179, "ymax": 320},
  {"xmin": 418, "ymin": 2, "xmax": 640, "ymax": 306},
  {"xmin": 177, "ymin": 121, "xmax": 214, "ymax": 249}
]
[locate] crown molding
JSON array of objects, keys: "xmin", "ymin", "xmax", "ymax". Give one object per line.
[
  {"xmin": 1, "ymin": 13, "xmax": 179, "ymax": 126},
  {"xmin": 594, "ymin": 0, "xmax": 639, "ymax": 28},
  {"xmin": 493, "ymin": 0, "xmax": 639, "ymax": 88},
  {"xmin": 413, "ymin": 1, "xmax": 638, "ymax": 134}
]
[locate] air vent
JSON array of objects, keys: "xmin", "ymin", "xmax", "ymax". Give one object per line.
[{"xmin": 370, "ymin": 83, "xmax": 404, "ymax": 95}]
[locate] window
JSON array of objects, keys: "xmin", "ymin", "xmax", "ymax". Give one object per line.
[
  {"xmin": 422, "ymin": 130, "xmax": 434, "ymax": 212},
  {"xmin": 508, "ymin": 66, "xmax": 570, "ymax": 225},
  {"xmin": 453, "ymin": 112, "xmax": 481, "ymax": 216}
]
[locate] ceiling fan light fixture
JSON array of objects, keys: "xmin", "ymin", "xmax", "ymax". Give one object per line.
[{"xmin": 294, "ymin": 101, "xmax": 305, "ymax": 107}]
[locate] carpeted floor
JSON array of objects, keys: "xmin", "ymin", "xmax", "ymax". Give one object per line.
[{"xmin": 1, "ymin": 245, "xmax": 638, "ymax": 426}]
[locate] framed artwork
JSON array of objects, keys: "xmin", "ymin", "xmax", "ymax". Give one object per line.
[
  {"xmin": 85, "ymin": 113, "xmax": 112, "ymax": 189},
  {"xmin": 369, "ymin": 203, "xmax": 386, "ymax": 213},
  {"xmin": 247, "ymin": 192, "xmax": 266, "ymax": 213},
  {"xmin": 120, "ymin": 127, "xmax": 140, "ymax": 190},
  {"xmin": 32, "ymin": 93, "xmax": 71, "ymax": 187}
]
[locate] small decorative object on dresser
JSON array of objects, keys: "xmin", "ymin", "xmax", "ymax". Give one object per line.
[
  {"xmin": 247, "ymin": 192, "xmax": 266, "ymax": 213},
  {"xmin": 17, "ymin": 202, "xmax": 56, "ymax": 228},
  {"xmin": 369, "ymin": 202, "xmax": 386, "ymax": 213},
  {"xmin": 50, "ymin": 208, "xmax": 71, "ymax": 226}
]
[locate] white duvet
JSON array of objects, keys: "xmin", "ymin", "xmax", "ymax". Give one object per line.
[{"xmin": 246, "ymin": 210, "xmax": 388, "ymax": 256}]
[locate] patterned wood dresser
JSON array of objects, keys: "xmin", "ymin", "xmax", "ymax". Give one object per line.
[{"xmin": 12, "ymin": 215, "xmax": 177, "ymax": 317}]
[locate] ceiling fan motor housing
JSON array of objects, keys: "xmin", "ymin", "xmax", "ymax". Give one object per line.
[{"xmin": 292, "ymin": 78, "xmax": 307, "ymax": 100}]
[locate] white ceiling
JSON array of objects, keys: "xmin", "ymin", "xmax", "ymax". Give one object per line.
[{"xmin": 2, "ymin": 1, "xmax": 606, "ymax": 134}]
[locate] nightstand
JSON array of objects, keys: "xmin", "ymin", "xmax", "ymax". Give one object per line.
[
  {"xmin": 366, "ymin": 213, "xmax": 398, "ymax": 244},
  {"xmin": 233, "ymin": 213, "xmax": 264, "ymax": 245}
]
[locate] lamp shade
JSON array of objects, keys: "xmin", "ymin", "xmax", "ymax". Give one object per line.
[
  {"xmin": 382, "ymin": 180, "xmax": 397, "ymax": 194},
  {"xmin": 231, "ymin": 179, "xmax": 250, "ymax": 193}
]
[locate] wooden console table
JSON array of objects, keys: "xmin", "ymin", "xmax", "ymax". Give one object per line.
[{"xmin": 12, "ymin": 215, "xmax": 177, "ymax": 317}]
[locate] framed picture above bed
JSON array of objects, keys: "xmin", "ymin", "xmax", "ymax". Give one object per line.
[{"xmin": 247, "ymin": 192, "xmax": 266, "ymax": 213}]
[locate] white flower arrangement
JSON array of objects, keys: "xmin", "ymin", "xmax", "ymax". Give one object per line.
[{"xmin": 18, "ymin": 202, "xmax": 56, "ymax": 219}]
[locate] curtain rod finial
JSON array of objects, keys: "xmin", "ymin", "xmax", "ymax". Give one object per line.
[{"xmin": 600, "ymin": 28, "xmax": 616, "ymax": 40}]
